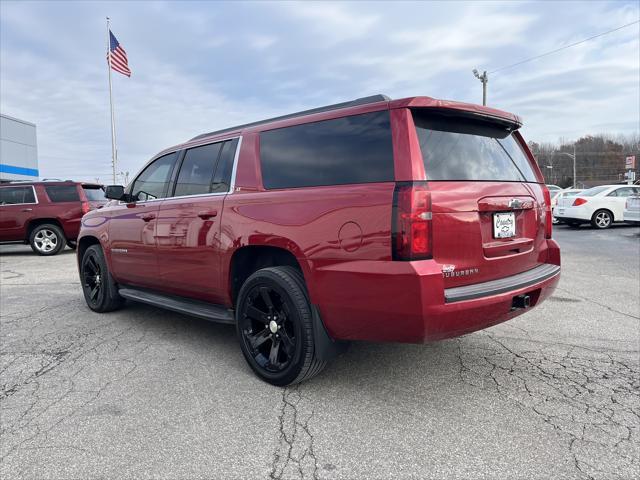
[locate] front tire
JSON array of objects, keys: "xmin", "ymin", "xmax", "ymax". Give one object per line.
[
  {"xmin": 29, "ymin": 224, "xmax": 66, "ymax": 255},
  {"xmin": 591, "ymin": 210, "xmax": 613, "ymax": 229},
  {"xmin": 236, "ymin": 266, "xmax": 326, "ymax": 386},
  {"xmin": 80, "ymin": 245, "xmax": 124, "ymax": 312}
]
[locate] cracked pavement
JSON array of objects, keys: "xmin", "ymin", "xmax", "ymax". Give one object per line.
[{"xmin": 1, "ymin": 225, "xmax": 639, "ymax": 479}]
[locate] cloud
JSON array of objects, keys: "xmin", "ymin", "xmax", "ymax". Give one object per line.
[
  {"xmin": 248, "ymin": 34, "xmax": 277, "ymax": 50},
  {"xmin": 0, "ymin": 0, "xmax": 637, "ymax": 182},
  {"xmin": 280, "ymin": 1, "xmax": 380, "ymax": 44}
]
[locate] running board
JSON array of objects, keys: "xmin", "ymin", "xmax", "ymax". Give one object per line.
[{"xmin": 118, "ymin": 287, "xmax": 235, "ymax": 324}]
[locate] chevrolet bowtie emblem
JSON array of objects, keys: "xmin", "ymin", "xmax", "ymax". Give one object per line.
[{"xmin": 509, "ymin": 199, "xmax": 523, "ymax": 209}]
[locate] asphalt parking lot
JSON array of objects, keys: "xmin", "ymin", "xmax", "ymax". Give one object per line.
[{"xmin": 1, "ymin": 225, "xmax": 638, "ymax": 480}]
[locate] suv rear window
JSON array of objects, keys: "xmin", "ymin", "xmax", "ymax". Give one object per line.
[
  {"xmin": 45, "ymin": 185, "xmax": 80, "ymax": 202},
  {"xmin": 260, "ymin": 111, "xmax": 394, "ymax": 189},
  {"xmin": 413, "ymin": 110, "xmax": 538, "ymax": 182},
  {"xmin": 82, "ymin": 186, "xmax": 105, "ymax": 201}
]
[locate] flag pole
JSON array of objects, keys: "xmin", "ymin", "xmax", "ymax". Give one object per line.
[{"xmin": 106, "ymin": 17, "xmax": 117, "ymax": 184}]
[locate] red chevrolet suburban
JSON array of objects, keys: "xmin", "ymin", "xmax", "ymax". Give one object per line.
[
  {"xmin": 0, "ymin": 181, "xmax": 105, "ymax": 255},
  {"xmin": 77, "ymin": 95, "xmax": 561, "ymax": 386}
]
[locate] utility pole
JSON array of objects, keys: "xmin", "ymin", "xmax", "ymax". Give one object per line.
[
  {"xmin": 573, "ymin": 144, "xmax": 577, "ymax": 188},
  {"xmin": 473, "ymin": 69, "xmax": 488, "ymax": 106}
]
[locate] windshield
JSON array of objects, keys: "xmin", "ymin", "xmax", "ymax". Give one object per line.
[
  {"xmin": 564, "ymin": 191, "xmax": 582, "ymax": 197},
  {"xmin": 82, "ymin": 186, "xmax": 105, "ymax": 201},
  {"xmin": 412, "ymin": 110, "xmax": 538, "ymax": 182},
  {"xmin": 580, "ymin": 186, "xmax": 609, "ymax": 197}
]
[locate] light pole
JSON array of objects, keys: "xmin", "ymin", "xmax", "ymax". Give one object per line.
[
  {"xmin": 552, "ymin": 148, "xmax": 577, "ymax": 188},
  {"xmin": 472, "ymin": 69, "xmax": 488, "ymax": 106}
]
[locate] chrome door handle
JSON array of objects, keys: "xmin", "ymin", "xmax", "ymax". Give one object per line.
[
  {"xmin": 141, "ymin": 214, "xmax": 156, "ymax": 222},
  {"xmin": 197, "ymin": 210, "xmax": 218, "ymax": 219},
  {"xmin": 22, "ymin": 208, "xmax": 33, "ymax": 212}
]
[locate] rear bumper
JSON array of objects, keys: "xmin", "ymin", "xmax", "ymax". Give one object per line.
[
  {"xmin": 555, "ymin": 206, "xmax": 591, "ymax": 221},
  {"xmin": 623, "ymin": 210, "xmax": 640, "ymax": 223},
  {"xmin": 312, "ymin": 240, "xmax": 561, "ymax": 343}
]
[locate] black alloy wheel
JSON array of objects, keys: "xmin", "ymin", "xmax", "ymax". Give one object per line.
[
  {"xmin": 82, "ymin": 252, "xmax": 104, "ymax": 307},
  {"xmin": 80, "ymin": 245, "xmax": 123, "ymax": 312},
  {"xmin": 236, "ymin": 266, "xmax": 326, "ymax": 386},
  {"xmin": 240, "ymin": 285, "xmax": 297, "ymax": 374}
]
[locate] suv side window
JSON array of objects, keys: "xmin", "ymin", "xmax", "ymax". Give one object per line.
[
  {"xmin": 211, "ymin": 138, "xmax": 239, "ymax": 193},
  {"xmin": 174, "ymin": 142, "xmax": 223, "ymax": 197},
  {"xmin": 259, "ymin": 111, "xmax": 394, "ymax": 189},
  {"xmin": 45, "ymin": 185, "xmax": 80, "ymax": 202},
  {"xmin": 0, "ymin": 186, "xmax": 36, "ymax": 205},
  {"xmin": 130, "ymin": 152, "xmax": 177, "ymax": 201}
]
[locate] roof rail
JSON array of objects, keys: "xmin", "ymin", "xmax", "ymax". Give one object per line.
[{"xmin": 190, "ymin": 94, "xmax": 391, "ymax": 141}]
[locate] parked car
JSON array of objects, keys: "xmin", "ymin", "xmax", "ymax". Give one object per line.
[
  {"xmin": 551, "ymin": 188, "xmax": 583, "ymax": 224},
  {"xmin": 0, "ymin": 181, "xmax": 105, "ymax": 255},
  {"xmin": 623, "ymin": 195, "xmax": 640, "ymax": 225},
  {"xmin": 555, "ymin": 184, "xmax": 640, "ymax": 228},
  {"xmin": 77, "ymin": 94, "xmax": 561, "ymax": 386}
]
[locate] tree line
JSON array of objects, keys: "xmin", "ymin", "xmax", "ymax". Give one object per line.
[{"xmin": 527, "ymin": 133, "xmax": 639, "ymax": 188}]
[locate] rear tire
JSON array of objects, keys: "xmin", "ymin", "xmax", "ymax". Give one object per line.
[
  {"xmin": 80, "ymin": 245, "xmax": 124, "ymax": 312},
  {"xmin": 29, "ymin": 224, "xmax": 66, "ymax": 256},
  {"xmin": 236, "ymin": 266, "xmax": 326, "ymax": 386},
  {"xmin": 591, "ymin": 210, "xmax": 613, "ymax": 229}
]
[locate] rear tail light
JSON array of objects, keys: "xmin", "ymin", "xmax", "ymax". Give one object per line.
[
  {"xmin": 542, "ymin": 187, "xmax": 553, "ymax": 239},
  {"xmin": 392, "ymin": 182, "xmax": 432, "ymax": 260},
  {"xmin": 81, "ymin": 201, "xmax": 90, "ymax": 214},
  {"xmin": 572, "ymin": 197, "xmax": 588, "ymax": 206}
]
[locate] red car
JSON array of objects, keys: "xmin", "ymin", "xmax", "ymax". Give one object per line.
[
  {"xmin": 77, "ymin": 95, "xmax": 560, "ymax": 386},
  {"xmin": 0, "ymin": 181, "xmax": 105, "ymax": 255}
]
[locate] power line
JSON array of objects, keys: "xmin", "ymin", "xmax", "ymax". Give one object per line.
[{"xmin": 488, "ymin": 20, "xmax": 640, "ymax": 75}]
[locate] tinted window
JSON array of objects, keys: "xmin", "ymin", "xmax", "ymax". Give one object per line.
[
  {"xmin": 82, "ymin": 186, "xmax": 105, "ymax": 201},
  {"xmin": 130, "ymin": 153, "xmax": 177, "ymax": 201},
  {"xmin": 260, "ymin": 111, "xmax": 394, "ymax": 189},
  {"xmin": 0, "ymin": 186, "xmax": 36, "ymax": 205},
  {"xmin": 211, "ymin": 138, "xmax": 239, "ymax": 193},
  {"xmin": 174, "ymin": 143, "xmax": 222, "ymax": 197},
  {"xmin": 413, "ymin": 110, "xmax": 538, "ymax": 182},
  {"xmin": 45, "ymin": 185, "xmax": 80, "ymax": 202}
]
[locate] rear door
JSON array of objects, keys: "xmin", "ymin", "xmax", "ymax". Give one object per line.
[
  {"xmin": 155, "ymin": 138, "xmax": 238, "ymax": 303},
  {"xmin": 0, "ymin": 185, "xmax": 37, "ymax": 241},
  {"xmin": 412, "ymin": 109, "xmax": 547, "ymax": 288}
]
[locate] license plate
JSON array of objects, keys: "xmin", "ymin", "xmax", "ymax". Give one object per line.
[
  {"xmin": 558, "ymin": 208, "xmax": 565, "ymax": 214},
  {"xmin": 493, "ymin": 212, "xmax": 516, "ymax": 238}
]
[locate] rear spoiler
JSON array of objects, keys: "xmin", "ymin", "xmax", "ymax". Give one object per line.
[
  {"xmin": 391, "ymin": 96, "xmax": 522, "ymax": 131},
  {"xmin": 413, "ymin": 107, "xmax": 521, "ymax": 133}
]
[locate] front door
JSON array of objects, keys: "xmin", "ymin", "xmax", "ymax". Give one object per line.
[
  {"xmin": 155, "ymin": 138, "xmax": 238, "ymax": 303},
  {"xmin": 108, "ymin": 152, "xmax": 178, "ymax": 288}
]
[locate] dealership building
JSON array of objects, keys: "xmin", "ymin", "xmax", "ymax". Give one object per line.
[{"xmin": 0, "ymin": 114, "xmax": 39, "ymax": 183}]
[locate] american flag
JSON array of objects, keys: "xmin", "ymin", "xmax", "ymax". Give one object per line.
[{"xmin": 108, "ymin": 30, "xmax": 131, "ymax": 77}]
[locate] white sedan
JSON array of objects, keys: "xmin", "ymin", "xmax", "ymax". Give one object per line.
[{"xmin": 555, "ymin": 184, "xmax": 640, "ymax": 229}]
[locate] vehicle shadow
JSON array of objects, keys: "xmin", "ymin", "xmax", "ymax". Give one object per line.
[{"xmin": 0, "ymin": 246, "xmax": 76, "ymax": 256}]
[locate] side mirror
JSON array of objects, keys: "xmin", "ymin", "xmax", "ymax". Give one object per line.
[{"xmin": 105, "ymin": 185, "xmax": 128, "ymax": 201}]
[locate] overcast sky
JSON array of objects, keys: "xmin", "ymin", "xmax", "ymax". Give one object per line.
[{"xmin": 1, "ymin": 0, "xmax": 638, "ymax": 183}]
